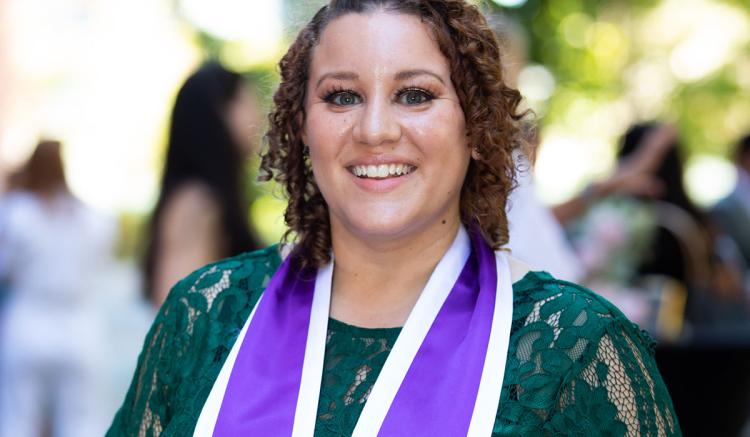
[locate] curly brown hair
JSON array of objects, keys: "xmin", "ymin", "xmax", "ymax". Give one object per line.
[{"xmin": 259, "ymin": 0, "xmax": 527, "ymax": 268}]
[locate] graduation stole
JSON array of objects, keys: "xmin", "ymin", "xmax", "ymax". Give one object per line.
[{"xmin": 194, "ymin": 226, "xmax": 513, "ymax": 436}]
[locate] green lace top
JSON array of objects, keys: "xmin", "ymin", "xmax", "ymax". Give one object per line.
[{"xmin": 107, "ymin": 246, "xmax": 680, "ymax": 436}]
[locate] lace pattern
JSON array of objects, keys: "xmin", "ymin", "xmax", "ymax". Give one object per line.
[{"xmin": 106, "ymin": 247, "xmax": 680, "ymax": 437}]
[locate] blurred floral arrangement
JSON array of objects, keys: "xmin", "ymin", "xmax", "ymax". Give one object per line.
[{"xmin": 570, "ymin": 196, "xmax": 657, "ymax": 284}]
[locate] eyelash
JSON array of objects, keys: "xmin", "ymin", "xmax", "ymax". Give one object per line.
[
  {"xmin": 322, "ymin": 86, "xmax": 359, "ymax": 105},
  {"xmin": 322, "ymin": 86, "xmax": 437, "ymax": 106},
  {"xmin": 395, "ymin": 87, "xmax": 436, "ymax": 105}
]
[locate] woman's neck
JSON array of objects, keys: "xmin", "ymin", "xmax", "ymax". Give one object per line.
[{"xmin": 328, "ymin": 217, "xmax": 461, "ymax": 328}]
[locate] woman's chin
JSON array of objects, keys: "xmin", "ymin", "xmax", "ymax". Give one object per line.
[
  {"xmin": 334, "ymin": 212, "xmax": 446, "ymax": 246},
  {"xmin": 348, "ymin": 220, "xmax": 410, "ymax": 240}
]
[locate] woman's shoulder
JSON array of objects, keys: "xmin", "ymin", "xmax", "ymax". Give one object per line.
[
  {"xmin": 145, "ymin": 246, "xmax": 283, "ymax": 388},
  {"xmin": 105, "ymin": 246, "xmax": 284, "ymax": 437},
  {"xmin": 511, "ymin": 270, "xmax": 649, "ymax": 339},
  {"xmin": 507, "ymin": 270, "xmax": 656, "ymax": 378},
  {"xmin": 500, "ymin": 272, "xmax": 678, "ymax": 436}
]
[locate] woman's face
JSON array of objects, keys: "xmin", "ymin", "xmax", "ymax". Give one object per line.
[{"xmin": 303, "ymin": 11, "xmax": 470, "ymax": 244}]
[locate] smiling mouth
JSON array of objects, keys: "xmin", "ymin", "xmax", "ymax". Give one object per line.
[{"xmin": 349, "ymin": 164, "xmax": 416, "ymax": 179}]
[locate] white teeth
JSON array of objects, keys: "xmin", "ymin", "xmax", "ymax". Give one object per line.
[{"xmin": 351, "ymin": 164, "xmax": 414, "ymax": 178}]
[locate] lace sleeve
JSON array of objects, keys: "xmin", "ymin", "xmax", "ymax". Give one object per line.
[
  {"xmin": 556, "ymin": 320, "xmax": 681, "ymax": 436},
  {"xmin": 105, "ymin": 247, "xmax": 281, "ymax": 437},
  {"xmin": 105, "ymin": 274, "xmax": 196, "ymax": 437},
  {"xmin": 495, "ymin": 275, "xmax": 681, "ymax": 436}
]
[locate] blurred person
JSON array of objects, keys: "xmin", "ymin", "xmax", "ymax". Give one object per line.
[
  {"xmin": 571, "ymin": 123, "xmax": 745, "ymax": 335},
  {"xmin": 492, "ymin": 15, "xmax": 674, "ymax": 283},
  {"xmin": 0, "ymin": 183, "xmax": 9, "ymax": 309},
  {"xmin": 614, "ymin": 124, "xmax": 709, "ymax": 285},
  {"xmin": 505, "ymin": 150, "xmax": 585, "ymax": 281},
  {"xmin": 490, "ymin": 16, "xmax": 588, "ymax": 281},
  {"xmin": 506, "ymin": 125, "xmax": 675, "ymax": 282},
  {"xmin": 109, "ymin": 2, "xmax": 678, "ymax": 435},
  {"xmin": 143, "ymin": 62, "xmax": 263, "ymax": 307},
  {"xmin": 619, "ymin": 123, "xmax": 744, "ymax": 311},
  {"xmin": 549, "ymin": 125, "xmax": 677, "ymax": 226},
  {"xmin": 0, "ymin": 140, "xmax": 115, "ymax": 437},
  {"xmin": 0, "ymin": 169, "xmax": 28, "ymax": 307},
  {"xmin": 0, "ymin": 169, "xmax": 17, "ymax": 304},
  {"xmin": 711, "ymin": 134, "xmax": 750, "ymax": 269}
]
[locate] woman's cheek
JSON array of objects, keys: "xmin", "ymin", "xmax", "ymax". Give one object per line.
[{"xmin": 308, "ymin": 112, "xmax": 354, "ymax": 148}]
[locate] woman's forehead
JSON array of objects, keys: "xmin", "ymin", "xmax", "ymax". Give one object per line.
[{"xmin": 309, "ymin": 11, "xmax": 450, "ymax": 82}]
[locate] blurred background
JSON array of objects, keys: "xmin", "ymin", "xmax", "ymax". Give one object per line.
[{"xmin": 0, "ymin": 0, "xmax": 749, "ymax": 435}]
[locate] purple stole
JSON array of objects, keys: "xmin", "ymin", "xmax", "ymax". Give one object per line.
[{"xmin": 194, "ymin": 227, "xmax": 513, "ymax": 436}]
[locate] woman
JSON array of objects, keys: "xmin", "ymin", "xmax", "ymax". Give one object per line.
[
  {"xmin": 0, "ymin": 140, "xmax": 114, "ymax": 437},
  {"xmin": 619, "ymin": 124, "xmax": 744, "ymax": 326},
  {"xmin": 143, "ymin": 62, "xmax": 264, "ymax": 306},
  {"xmin": 574, "ymin": 123, "xmax": 745, "ymax": 331},
  {"xmin": 109, "ymin": 1, "xmax": 679, "ymax": 435},
  {"xmin": 620, "ymin": 124, "xmax": 712, "ymax": 286}
]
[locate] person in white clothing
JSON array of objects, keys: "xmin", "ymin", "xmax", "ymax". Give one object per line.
[{"xmin": 0, "ymin": 140, "xmax": 115, "ymax": 437}]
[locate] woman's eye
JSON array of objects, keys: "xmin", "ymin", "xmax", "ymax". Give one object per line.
[
  {"xmin": 398, "ymin": 89, "xmax": 433, "ymax": 105},
  {"xmin": 327, "ymin": 91, "xmax": 361, "ymax": 106}
]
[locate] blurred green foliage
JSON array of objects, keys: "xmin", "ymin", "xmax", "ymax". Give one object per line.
[
  {"xmin": 142, "ymin": 0, "xmax": 750, "ymax": 250},
  {"xmin": 492, "ymin": 0, "xmax": 750, "ymax": 157}
]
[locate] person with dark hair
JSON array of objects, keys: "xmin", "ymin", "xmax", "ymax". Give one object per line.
[
  {"xmin": 506, "ymin": 121, "xmax": 676, "ymax": 283},
  {"xmin": 618, "ymin": 123, "xmax": 712, "ymax": 286},
  {"xmin": 108, "ymin": 2, "xmax": 678, "ymax": 435},
  {"xmin": 143, "ymin": 62, "xmax": 263, "ymax": 306},
  {"xmin": 571, "ymin": 123, "xmax": 745, "ymax": 334},
  {"xmin": 0, "ymin": 140, "xmax": 115, "ymax": 437},
  {"xmin": 711, "ymin": 134, "xmax": 750, "ymax": 268},
  {"xmin": 492, "ymin": 17, "xmax": 676, "ymax": 285}
]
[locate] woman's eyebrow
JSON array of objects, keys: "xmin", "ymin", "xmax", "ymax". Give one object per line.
[
  {"xmin": 394, "ymin": 69, "xmax": 445, "ymax": 85},
  {"xmin": 315, "ymin": 71, "xmax": 358, "ymax": 89},
  {"xmin": 315, "ymin": 69, "xmax": 446, "ymax": 90}
]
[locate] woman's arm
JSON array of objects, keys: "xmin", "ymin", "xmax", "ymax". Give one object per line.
[
  {"xmin": 107, "ymin": 246, "xmax": 281, "ymax": 436},
  {"xmin": 551, "ymin": 125, "xmax": 676, "ymax": 226},
  {"xmin": 555, "ymin": 319, "xmax": 681, "ymax": 436},
  {"xmin": 106, "ymin": 280, "xmax": 189, "ymax": 436},
  {"xmin": 495, "ymin": 276, "xmax": 680, "ymax": 436}
]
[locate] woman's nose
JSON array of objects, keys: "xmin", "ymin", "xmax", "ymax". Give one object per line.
[{"xmin": 354, "ymin": 98, "xmax": 401, "ymax": 147}]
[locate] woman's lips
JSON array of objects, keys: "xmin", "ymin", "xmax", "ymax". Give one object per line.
[{"xmin": 347, "ymin": 164, "xmax": 416, "ymax": 193}]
